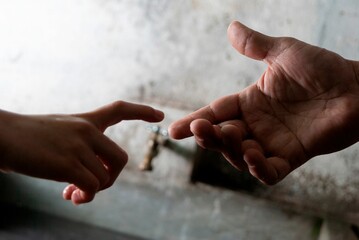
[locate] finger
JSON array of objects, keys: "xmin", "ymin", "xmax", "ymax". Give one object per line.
[
  {"xmin": 227, "ymin": 21, "xmax": 278, "ymax": 63},
  {"xmin": 169, "ymin": 94, "xmax": 241, "ymax": 139},
  {"xmin": 241, "ymin": 139, "xmax": 265, "ymax": 155},
  {"xmin": 62, "ymin": 166, "xmax": 99, "ymax": 204},
  {"xmin": 71, "ymin": 189, "xmax": 95, "ymax": 205},
  {"xmin": 68, "ymin": 164, "xmax": 100, "ymax": 195},
  {"xmin": 79, "ymin": 152, "xmax": 110, "ymax": 190},
  {"xmin": 220, "ymin": 124, "xmax": 248, "ymax": 171},
  {"xmin": 78, "ymin": 101, "xmax": 164, "ymax": 131},
  {"xmin": 191, "ymin": 119, "xmax": 249, "ymax": 171},
  {"xmin": 243, "ymin": 149, "xmax": 275, "ymax": 184},
  {"xmin": 243, "ymin": 149, "xmax": 291, "ymax": 185},
  {"xmin": 63, "ymin": 184, "xmax": 96, "ymax": 205},
  {"xmin": 218, "ymin": 119, "xmax": 248, "ymax": 131},
  {"xmin": 92, "ymin": 134, "xmax": 128, "ymax": 189},
  {"xmin": 63, "ymin": 184, "xmax": 76, "ymax": 200},
  {"xmin": 190, "ymin": 119, "xmax": 222, "ymax": 150}
]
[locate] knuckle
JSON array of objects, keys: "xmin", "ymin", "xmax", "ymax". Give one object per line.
[
  {"xmin": 72, "ymin": 119, "xmax": 96, "ymax": 136},
  {"xmin": 68, "ymin": 141, "xmax": 86, "ymax": 153},
  {"xmin": 99, "ymin": 174, "xmax": 111, "ymax": 188},
  {"xmin": 103, "ymin": 179, "xmax": 115, "ymax": 189},
  {"xmin": 75, "ymin": 170, "xmax": 100, "ymax": 193},
  {"xmin": 83, "ymin": 193, "xmax": 96, "ymax": 203},
  {"xmin": 281, "ymin": 37, "xmax": 297, "ymax": 46},
  {"xmin": 122, "ymin": 151, "xmax": 129, "ymax": 164},
  {"xmin": 87, "ymin": 179, "xmax": 100, "ymax": 193},
  {"xmin": 112, "ymin": 148, "xmax": 128, "ymax": 168},
  {"xmin": 79, "ymin": 125, "xmax": 95, "ymax": 136},
  {"xmin": 111, "ymin": 100, "xmax": 125, "ymax": 109},
  {"xmin": 113, "ymin": 151, "xmax": 128, "ymax": 172}
]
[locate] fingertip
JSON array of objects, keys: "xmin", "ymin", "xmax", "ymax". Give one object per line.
[
  {"xmin": 243, "ymin": 150, "xmax": 287, "ymax": 185},
  {"xmin": 189, "ymin": 119, "xmax": 212, "ymax": 134},
  {"xmin": 146, "ymin": 108, "xmax": 165, "ymax": 123},
  {"xmin": 190, "ymin": 119, "xmax": 218, "ymax": 141},
  {"xmin": 62, "ymin": 184, "xmax": 76, "ymax": 200},
  {"xmin": 130, "ymin": 106, "xmax": 165, "ymax": 123},
  {"xmin": 118, "ymin": 148, "xmax": 129, "ymax": 164},
  {"xmin": 154, "ymin": 109, "xmax": 165, "ymax": 121},
  {"xmin": 84, "ymin": 101, "xmax": 165, "ymax": 130},
  {"xmin": 227, "ymin": 20, "xmax": 238, "ymax": 30},
  {"xmin": 243, "ymin": 148, "xmax": 263, "ymax": 168},
  {"xmin": 71, "ymin": 189, "xmax": 83, "ymax": 205},
  {"xmin": 220, "ymin": 124, "xmax": 242, "ymax": 141},
  {"xmin": 227, "ymin": 20, "xmax": 247, "ymax": 48},
  {"xmin": 168, "ymin": 121, "xmax": 193, "ymax": 139},
  {"xmin": 168, "ymin": 123, "xmax": 182, "ymax": 139},
  {"xmin": 243, "ymin": 149, "xmax": 273, "ymax": 184},
  {"xmin": 220, "ymin": 124, "xmax": 247, "ymax": 169},
  {"xmin": 71, "ymin": 189, "xmax": 95, "ymax": 205},
  {"xmin": 227, "ymin": 20, "xmax": 274, "ymax": 61},
  {"xmin": 167, "ymin": 123, "xmax": 178, "ymax": 139},
  {"xmin": 227, "ymin": 20, "xmax": 242, "ymax": 35}
]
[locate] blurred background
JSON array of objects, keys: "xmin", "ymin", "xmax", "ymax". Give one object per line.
[{"xmin": 0, "ymin": 0, "xmax": 359, "ymax": 239}]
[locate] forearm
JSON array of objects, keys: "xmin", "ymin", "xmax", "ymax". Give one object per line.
[{"xmin": 0, "ymin": 109, "xmax": 17, "ymax": 171}]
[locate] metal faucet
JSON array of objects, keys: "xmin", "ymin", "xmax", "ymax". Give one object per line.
[{"xmin": 139, "ymin": 125, "xmax": 168, "ymax": 171}]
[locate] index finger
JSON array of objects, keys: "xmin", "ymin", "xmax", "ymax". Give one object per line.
[
  {"xmin": 77, "ymin": 101, "xmax": 164, "ymax": 131},
  {"xmin": 169, "ymin": 94, "xmax": 241, "ymax": 139}
]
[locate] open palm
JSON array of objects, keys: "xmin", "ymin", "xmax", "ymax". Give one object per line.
[{"xmin": 169, "ymin": 21, "xmax": 359, "ymax": 184}]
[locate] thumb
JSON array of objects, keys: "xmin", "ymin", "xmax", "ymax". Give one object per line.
[
  {"xmin": 227, "ymin": 21, "xmax": 278, "ymax": 63},
  {"xmin": 77, "ymin": 101, "xmax": 164, "ymax": 131}
]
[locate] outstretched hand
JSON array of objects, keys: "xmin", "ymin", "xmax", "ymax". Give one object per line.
[
  {"xmin": 169, "ymin": 21, "xmax": 359, "ymax": 185},
  {"xmin": 0, "ymin": 101, "xmax": 164, "ymax": 204}
]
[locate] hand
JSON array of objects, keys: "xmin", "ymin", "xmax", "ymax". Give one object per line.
[
  {"xmin": 169, "ymin": 21, "xmax": 359, "ymax": 185},
  {"xmin": 0, "ymin": 101, "xmax": 164, "ymax": 204}
]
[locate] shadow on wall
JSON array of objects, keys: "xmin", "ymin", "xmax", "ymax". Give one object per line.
[{"xmin": 0, "ymin": 201, "xmax": 145, "ymax": 240}]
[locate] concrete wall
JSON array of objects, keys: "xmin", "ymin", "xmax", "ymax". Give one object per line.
[{"xmin": 0, "ymin": 0, "xmax": 359, "ymax": 239}]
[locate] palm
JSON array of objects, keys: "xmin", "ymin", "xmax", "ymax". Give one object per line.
[{"xmin": 239, "ymin": 38, "xmax": 359, "ymax": 169}]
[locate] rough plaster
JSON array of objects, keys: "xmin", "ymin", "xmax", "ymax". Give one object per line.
[{"xmin": 0, "ymin": 0, "xmax": 359, "ymax": 239}]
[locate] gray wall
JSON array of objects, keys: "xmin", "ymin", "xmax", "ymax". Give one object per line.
[{"xmin": 0, "ymin": 1, "xmax": 359, "ymax": 239}]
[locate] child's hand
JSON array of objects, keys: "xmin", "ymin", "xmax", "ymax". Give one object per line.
[{"xmin": 0, "ymin": 101, "xmax": 164, "ymax": 205}]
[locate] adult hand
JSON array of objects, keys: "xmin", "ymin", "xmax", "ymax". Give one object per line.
[
  {"xmin": 0, "ymin": 101, "xmax": 164, "ymax": 204},
  {"xmin": 169, "ymin": 21, "xmax": 359, "ymax": 185}
]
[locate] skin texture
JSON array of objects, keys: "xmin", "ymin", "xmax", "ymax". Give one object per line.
[
  {"xmin": 0, "ymin": 101, "xmax": 164, "ymax": 204},
  {"xmin": 169, "ymin": 21, "xmax": 359, "ymax": 185}
]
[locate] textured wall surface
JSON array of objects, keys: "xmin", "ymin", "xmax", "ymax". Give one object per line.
[{"xmin": 0, "ymin": 0, "xmax": 359, "ymax": 239}]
